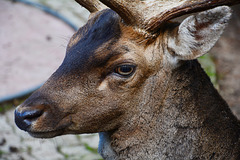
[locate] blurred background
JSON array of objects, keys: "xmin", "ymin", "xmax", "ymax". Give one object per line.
[
  {"xmin": 0, "ymin": 0, "xmax": 101, "ymax": 159},
  {"xmin": 0, "ymin": 0, "xmax": 239, "ymax": 159}
]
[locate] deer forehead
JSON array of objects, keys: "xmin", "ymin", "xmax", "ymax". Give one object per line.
[
  {"xmin": 68, "ymin": 9, "xmax": 120, "ymax": 48},
  {"xmin": 65, "ymin": 10, "xmax": 121, "ymax": 70},
  {"xmin": 64, "ymin": 9, "xmax": 157, "ymax": 76}
]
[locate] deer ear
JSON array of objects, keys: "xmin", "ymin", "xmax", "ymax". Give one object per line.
[{"xmin": 167, "ymin": 6, "xmax": 232, "ymax": 62}]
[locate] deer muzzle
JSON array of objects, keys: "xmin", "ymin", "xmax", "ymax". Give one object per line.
[{"xmin": 15, "ymin": 104, "xmax": 45, "ymax": 132}]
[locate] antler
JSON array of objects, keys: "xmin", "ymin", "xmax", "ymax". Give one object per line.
[
  {"xmin": 145, "ymin": 0, "xmax": 240, "ymax": 34},
  {"xmin": 76, "ymin": 0, "xmax": 240, "ymax": 36},
  {"xmin": 75, "ymin": 0, "xmax": 107, "ymax": 13},
  {"xmin": 99, "ymin": 0, "xmax": 240, "ymax": 35}
]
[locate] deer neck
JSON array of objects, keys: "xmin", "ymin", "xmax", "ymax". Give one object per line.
[{"xmin": 98, "ymin": 60, "xmax": 240, "ymax": 160}]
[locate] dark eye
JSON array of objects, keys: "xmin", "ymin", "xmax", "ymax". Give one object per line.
[{"xmin": 114, "ymin": 65, "xmax": 136, "ymax": 77}]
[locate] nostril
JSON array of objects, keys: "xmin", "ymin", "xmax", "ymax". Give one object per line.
[
  {"xmin": 15, "ymin": 108, "xmax": 44, "ymax": 131},
  {"xmin": 22, "ymin": 109, "xmax": 43, "ymax": 121}
]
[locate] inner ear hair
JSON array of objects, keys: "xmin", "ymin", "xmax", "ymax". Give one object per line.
[{"xmin": 167, "ymin": 6, "xmax": 232, "ymax": 63}]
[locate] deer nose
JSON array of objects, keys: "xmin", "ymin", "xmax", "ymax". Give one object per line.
[{"xmin": 15, "ymin": 107, "xmax": 44, "ymax": 131}]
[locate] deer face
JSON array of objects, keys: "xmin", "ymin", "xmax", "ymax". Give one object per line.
[
  {"xmin": 15, "ymin": 1, "xmax": 233, "ymax": 138},
  {"xmin": 14, "ymin": 10, "xmax": 157, "ymax": 138}
]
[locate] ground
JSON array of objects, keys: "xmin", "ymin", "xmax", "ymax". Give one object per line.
[{"xmin": 1, "ymin": 0, "xmax": 101, "ymax": 159}]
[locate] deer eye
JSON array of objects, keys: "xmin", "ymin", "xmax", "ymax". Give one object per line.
[{"xmin": 114, "ymin": 65, "xmax": 136, "ymax": 77}]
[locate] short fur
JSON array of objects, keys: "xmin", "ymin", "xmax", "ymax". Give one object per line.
[{"xmin": 15, "ymin": 7, "xmax": 240, "ymax": 160}]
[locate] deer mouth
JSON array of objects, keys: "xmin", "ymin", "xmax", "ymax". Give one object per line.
[
  {"xmin": 15, "ymin": 104, "xmax": 73, "ymax": 138},
  {"xmin": 28, "ymin": 129, "xmax": 64, "ymax": 138},
  {"xmin": 26, "ymin": 119, "xmax": 73, "ymax": 138}
]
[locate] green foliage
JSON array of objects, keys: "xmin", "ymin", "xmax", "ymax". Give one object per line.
[
  {"xmin": 27, "ymin": 146, "xmax": 32, "ymax": 155},
  {"xmin": 84, "ymin": 143, "xmax": 98, "ymax": 154},
  {"xmin": 0, "ymin": 104, "xmax": 13, "ymax": 114},
  {"xmin": 0, "ymin": 97, "xmax": 26, "ymax": 114},
  {"xmin": 0, "ymin": 150, "xmax": 7, "ymax": 159},
  {"xmin": 198, "ymin": 54, "xmax": 219, "ymax": 89},
  {"xmin": 56, "ymin": 145, "xmax": 71, "ymax": 159}
]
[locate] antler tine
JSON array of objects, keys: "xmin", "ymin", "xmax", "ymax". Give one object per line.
[
  {"xmin": 75, "ymin": 0, "xmax": 107, "ymax": 13},
  {"xmin": 99, "ymin": 0, "xmax": 240, "ymax": 37},
  {"xmin": 146, "ymin": 0, "xmax": 240, "ymax": 34},
  {"xmin": 99, "ymin": 0, "xmax": 144, "ymax": 26}
]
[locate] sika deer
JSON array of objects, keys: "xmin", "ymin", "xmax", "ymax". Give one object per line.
[{"xmin": 15, "ymin": 0, "xmax": 240, "ymax": 159}]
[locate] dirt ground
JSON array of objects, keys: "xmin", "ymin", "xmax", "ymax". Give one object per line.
[
  {"xmin": 0, "ymin": 0, "xmax": 101, "ymax": 160},
  {"xmin": 0, "ymin": 0, "xmax": 74, "ymax": 98}
]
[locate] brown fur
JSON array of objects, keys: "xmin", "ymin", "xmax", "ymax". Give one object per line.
[{"xmin": 15, "ymin": 9, "xmax": 240, "ymax": 159}]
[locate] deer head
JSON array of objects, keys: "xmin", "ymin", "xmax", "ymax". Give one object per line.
[{"xmin": 15, "ymin": 0, "xmax": 240, "ymax": 159}]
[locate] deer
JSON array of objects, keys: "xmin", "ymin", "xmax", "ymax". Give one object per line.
[{"xmin": 15, "ymin": 0, "xmax": 240, "ymax": 159}]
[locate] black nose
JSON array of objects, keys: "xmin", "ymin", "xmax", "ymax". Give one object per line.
[{"xmin": 15, "ymin": 108, "xmax": 43, "ymax": 131}]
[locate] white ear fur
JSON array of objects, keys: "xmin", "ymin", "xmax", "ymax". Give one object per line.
[{"xmin": 167, "ymin": 6, "xmax": 232, "ymax": 63}]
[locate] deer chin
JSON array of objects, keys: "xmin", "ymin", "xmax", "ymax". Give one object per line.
[
  {"xmin": 27, "ymin": 119, "xmax": 73, "ymax": 138},
  {"xmin": 28, "ymin": 130, "xmax": 64, "ymax": 138}
]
